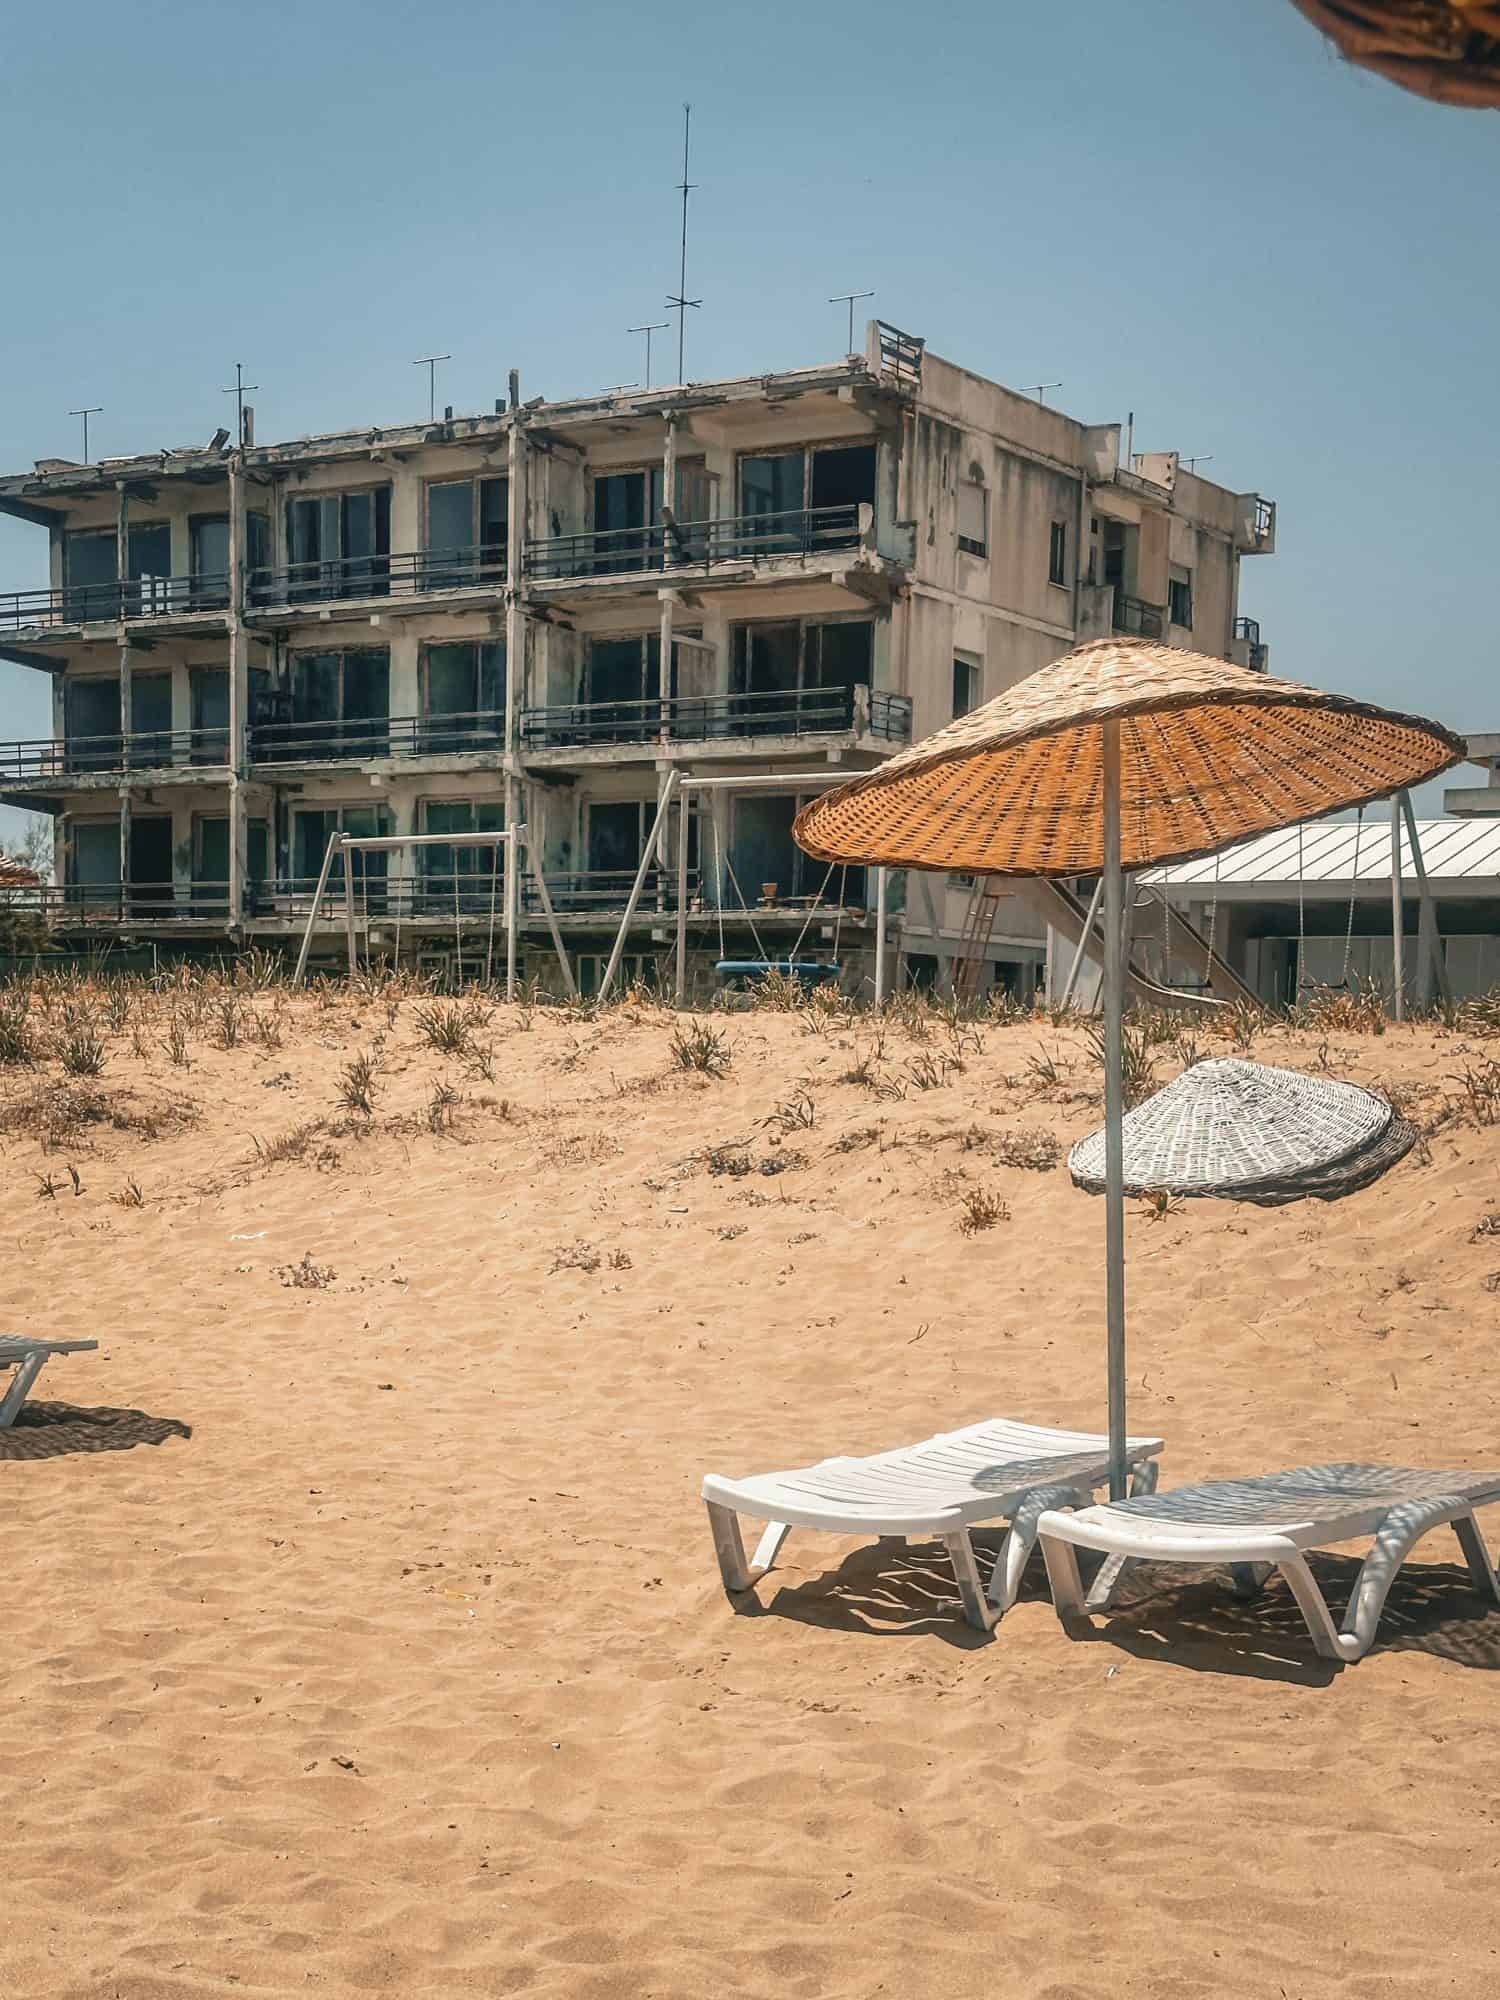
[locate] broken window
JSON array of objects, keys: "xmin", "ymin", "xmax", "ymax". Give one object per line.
[
  {"xmin": 729, "ymin": 618, "xmax": 872, "ymax": 734},
  {"xmin": 590, "ymin": 470, "xmax": 663, "ymax": 575},
  {"xmin": 422, "ymin": 642, "xmax": 505, "ymax": 749},
  {"xmin": 286, "ymin": 489, "xmax": 391, "ymax": 600},
  {"xmin": 288, "ymin": 648, "xmax": 390, "ymax": 757},
  {"xmin": 129, "ymin": 672, "xmax": 173, "ymax": 763},
  {"xmin": 64, "ymin": 523, "xmax": 174, "ymax": 619},
  {"xmin": 293, "ymin": 804, "xmax": 391, "ymax": 890},
  {"xmin": 952, "ymin": 657, "xmax": 980, "ymax": 719},
  {"xmin": 194, "ymin": 816, "xmax": 269, "ymax": 889},
  {"xmin": 1048, "ymin": 519, "xmax": 1068, "ymax": 588},
  {"xmin": 587, "ymin": 799, "xmax": 651, "ymax": 880},
  {"xmin": 67, "ymin": 820, "xmax": 120, "ymax": 892},
  {"xmin": 189, "ymin": 516, "xmax": 231, "ymax": 608},
  {"xmin": 740, "ymin": 444, "xmax": 873, "ymax": 553},
  {"xmin": 425, "ymin": 477, "xmax": 508, "ymax": 586},
  {"xmin": 957, "ymin": 481, "xmax": 988, "ymax": 558},
  {"xmin": 64, "ymin": 678, "xmax": 122, "ymax": 771},
  {"xmin": 730, "ymin": 794, "xmax": 866, "ymax": 909},
  {"xmin": 420, "ymin": 798, "xmax": 505, "ymax": 908},
  {"xmin": 190, "ymin": 667, "xmax": 230, "ymax": 763},
  {"xmin": 1168, "ymin": 567, "xmax": 1193, "ymax": 630}
]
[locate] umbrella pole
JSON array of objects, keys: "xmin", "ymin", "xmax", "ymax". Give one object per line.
[{"xmin": 1101, "ymin": 720, "xmax": 1127, "ymax": 1500}]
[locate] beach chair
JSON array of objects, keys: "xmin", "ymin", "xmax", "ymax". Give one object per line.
[
  {"xmin": 703, "ymin": 1418, "xmax": 1165, "ymax": 1633},
  {"xmin": 0, "ymin": 1336, "xmax": 99, "ymax": 1429},
  {"xmin": 1036, "ymin": 1462, "xmax": 1500, "ymax": 1663}
]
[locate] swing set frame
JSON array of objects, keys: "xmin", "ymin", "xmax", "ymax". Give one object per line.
[{"xmin": 290, "ymin": 823, "xmax": 578, "ymax": 997}]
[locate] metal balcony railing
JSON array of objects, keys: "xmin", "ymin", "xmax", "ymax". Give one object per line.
[
  {"xmin": 1112, "ymin": 590, "xmax": 1165, "ymax": 639},
  {"xmin": 246, "ymin": 546, "xmax": 505, "ymax": 608},
  {"xmin": 9, "ymin": 881, "xmax": 234, "ymax": 922},
  {"xmin": 521, "ymin": 682, "xmax": 910, "ymax": 751},
  {"xmin": 249, "ymin": 868, "xmax": 701, "ymax": 922},
  {"xmin": 249, "ymin": 710, "xmax": 505, "ymax": 765},
  {"xmin": 1232, "ymin": 615, "xmax": 1269, "ymax": 673},
  {"xmin": 0, "ymin": 574, "xmax": 232, "ymax": 632},
  {"xmin": 0, "ymin": 727, "xmax": 231, "ymax": 782},
  {"xmin": 523, "ymin": 504, "xmax": 865, "ymax": 583}
]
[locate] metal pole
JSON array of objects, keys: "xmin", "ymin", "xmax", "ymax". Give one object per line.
[
  {"xmin": 675, "ymin": 785, "xmax": 691, "ymax": 1006},
  {"xmin": 343, "ymin": 844, "xmax": 359, "ymax": 977},
  {"xmin": 874, "ymin": 866, "xmax": 888, "ymax": 1007},
  {"xmin": 598, "ymin": 770, "xmax": 679, "ymax": 1003},
  {"xmin": 1399, "ymin": 790, "xmax": 1453, "ymax": 1010},
  {"xmin": 504, "ymin": 826, "xmax": 518, "ymax": 999},
  {"xmin": 525, "ymin": 833, "xmax": 578, "ymax": 999},
  {"xmin": 1390, "ymin": 805, "xmax": 1404, "ymax": 1022},
  {"xmin": 1059, "ymin": 875, "xmax": 1106, "ymax": 1011},
  {"xmin": 1101, "ymin": 720, "xmax": 1127, "ymax": 1502},
  {"xmin": 292, "ymin": 831, "xmax": 343, "ymax": 986}
]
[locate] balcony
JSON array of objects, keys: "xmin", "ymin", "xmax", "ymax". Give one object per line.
[
  {"xmin": 0, "ymin": 575, "xmax": 231, "ymax": 633},
  {"xmin": 1112, "ymin": 590, "xmax": 1165, "ymax": 639},
  {"xmin": 0, "ymin": 727, "xmax": 230, "ymax": 785},
  {"xmin": 246, "ymin": 546, "xmax": 504, "ymax": 610},
  {"xmin": 248, "ymin": 710, "xmax": 505, "ymax": 767},
  {"xmin": 11, "ymin": 881, "xmax": 233, "ymax": 925},
  {"xmin": 521, "ymin": 684, "xmax": 911, "ymax": 752},
  {"xmin": 1230, "ymin": 615, "xmax": 1269, "ymax": 674},
  {"xmin": 249, "ymin": 867, "xmax": 699, "ymax": 923},
  {"xmin": 523, "ymin": 505, "xmax": 866, "ymax": 584}
]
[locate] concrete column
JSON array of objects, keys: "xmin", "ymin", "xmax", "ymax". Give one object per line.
[
  {"xmin": 503, "ymin": 417, "xmax": 529, "ymax": 982},
  {"xmin": 227, "ymin": 457, "xmax": 247, "ymax": 928}
]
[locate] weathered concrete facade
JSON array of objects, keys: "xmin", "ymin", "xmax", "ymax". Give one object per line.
[{"xmin": 0, "ymin": 324, "xmax": 1274, "ymax": 991}]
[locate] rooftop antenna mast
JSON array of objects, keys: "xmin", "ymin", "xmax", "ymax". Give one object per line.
[
  {"xmin": 1027, "ymin": 381, "xmax": 1062, "ymax": 405},
  {"xmin": 666, "ymin": 103, "xmax": 701, "ymax": 386},
  {"xmin": 68, "ymin": 406, "xmax": 102, "ymax": 463},
  {"xmin": 1182, "ymin": 453, "xmax": 1214, "ymax": 472},
  {"xmin": 829, "ymin": 291, "xmax": 874, "ymax": 357},
  {"xmin": 413, "ymin": 354, "xmax": 451, "ymax": 423},
  {"xmin": 221, "ymin": 363, "xmax": 258, "ymax": 445},
  {"xmin": 629, "ymin": 320, "xmax": 669, "ymax": 390}
]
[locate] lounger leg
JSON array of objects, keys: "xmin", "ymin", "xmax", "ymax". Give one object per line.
[
  {"xmin": 1083, "ymin": 1460, "xmax": 1160, "ymax": 1610},
  {"xmin": 749, "ymin": 1520, "xmax": 791, "ymax": 1580},
  {"xmin": 986, "ymin": 1482, "xmax": 1091, "ymax": 1615},
  {"xmin": 706, "ymin": 1502, "xmax": 756, "ymax": 1594},
  {"xmin": 1229, "ymin": 1562, "xmax": 1275, "ymax": 1599},
  {"xmin": 1277, "ymin": 1553, "xmax": 1346, "ymax": 1661},
  {"xmin": 1453, "ymin": 1512, "xmax": 1500, "ymax": 1606},
  {"xmin": 0, "ymin": 1351, "xmax": 45, "ymax": 1430},
  {"xmin": 1040, "ymin": 1533, "xmax": 1088, "ymax": 1622},
  {"xmin": 1336, "ymin": 1496, "xmax": 1472, "ymax": 1662},
  {"xmin": 942, "ymin": 1532, "xmax": 1003, "ymax": 1633}
]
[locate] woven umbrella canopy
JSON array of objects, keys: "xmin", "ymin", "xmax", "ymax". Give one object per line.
[
  {"xmin": 1288, "ymin": 1, "xmax": 1500, "ymax": 111},
  {"xmin": 795, "ymin": 638, "xmax": 1463, "ymax": 1498}
]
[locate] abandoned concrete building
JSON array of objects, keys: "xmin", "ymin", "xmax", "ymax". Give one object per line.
[{"xmin": 0, "ymin": 322, "xmax": 1275, "ymax": 991}]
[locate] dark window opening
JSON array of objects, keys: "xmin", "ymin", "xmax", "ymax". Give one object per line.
[
  {"xmin": 189, "ymin": 516, "xmax": 231, "ymax": 609},
  {"xmin": 1168, "ymin": 572, "xmax": 1194, "ymax": 629},
  {"xmin": 422, "ymin": 642, "xmax": 505, "ymax": 750},
  {"xmin": 426, "ymin": 477, "xmax": 508, "ymax": 587},
  {"xmin": 1048, "ymin": 519, "xmax": 1068, "ymax": 587},
  {"xmin": 278, "ymin": 648, "xmax": 391, "ymax": 758},
  {"xmin": 285, "ymin": 489, "xmax": 391, "ymax": 601},
  {"xmin": 952, "ymin": 657, "xmax": 980, "ymax": 719},
  {"xmin": 809, "ymin": 444, "xmax": 876, "ymax": 512},
  {"xmin": 190, "ymin": 667, "xmax": 230, "ymax": 763},
  {"xmin": 64, "ymin": 678, "xmax": 121, "ymax": 770}
]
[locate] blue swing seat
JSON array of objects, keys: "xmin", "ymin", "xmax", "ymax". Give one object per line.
[{"xmin": 715, "ymin": 959, "xmax": 841, "ymax": 988}]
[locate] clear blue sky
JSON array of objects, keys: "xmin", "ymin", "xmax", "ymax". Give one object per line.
[{"xmin": 2, "ymin": 0, "xmax": 1495, "ymax": 842}]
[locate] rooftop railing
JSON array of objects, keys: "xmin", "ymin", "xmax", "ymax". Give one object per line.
[
  {"xmin": 523, "ymin": 504, "xmax": 865, "ymax": 583},
  {"xmin": 246, "ymin": 545, "xmax": 505, "ymax": 608},
  {"xmin": 248, "ymin": 709, "xmax": 505, "ymax": 765},
  {"xmin": 0, "ymin": 727, "xmax": 230, "ymax": 782},
  {"xmin": 0, "ymin": 574, "xmax": 231, "ymax": 632}
]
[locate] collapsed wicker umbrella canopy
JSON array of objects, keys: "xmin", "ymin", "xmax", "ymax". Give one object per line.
[
  {"xmin": 795, "ymin": 640, "xmax": 1465, "ymax": 878},
  {"xmin": 794, "ymin": 637, "xmax": 1462, "ymax": 1500},
  {"xmin": 1289, "ymin": 0, "xmax": 1500, "ymax": 111},
  {"xmin": 1067, "ymin": 1058, "xmax": 1393, "ymax": 1196}
]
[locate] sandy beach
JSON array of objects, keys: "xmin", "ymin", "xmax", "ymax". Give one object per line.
[{"xmin": 4, "ymin": 978, "xmax": 1500, "ymax": 1998}]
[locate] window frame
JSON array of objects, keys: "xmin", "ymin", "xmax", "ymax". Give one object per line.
[
  {"xmin": 957, "ymin": 481, "xmax": 989, "ymax": 559},
  {"xmin": 1168, "ymin": 568, "xmax": 1194, "ymax": 631},
  {"xmin": 1048, "ymin": 519, "xmax": 1069, "ymax": 589}
]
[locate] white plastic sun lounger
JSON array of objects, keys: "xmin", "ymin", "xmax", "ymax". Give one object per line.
[
  {"xmin": 703, "ymin": 1418, "xmax": 1164, "ymax": 1633},
  {"xmin": 1037, "ymin": 1462, "xmax": 1500, "ymax": 1663},
  {"xmin": 0, "ymin": 1336, "xmax": 99, "ymax": 1429}
]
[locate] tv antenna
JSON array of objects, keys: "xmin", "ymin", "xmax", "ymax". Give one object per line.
[
  {"xmin": 413, "ymin": 354, "xmax": 451, "ymax": 423},
  {"xmin": 1182, "ymin": 453, "xmax": 1214, "ymax": 472},
  {"xmin": 665, "ymin": 103, "xmax": 701, "ymax": 385},
  {"xmin": 830, "ymin": 291, "xmax": 874, "ymax": 356},
  {"xmin": 629, "ymin": 321, "xmax": 670, "ymax": 391},
  {"xmin": 68, "ymin": 406, "xmax": 102, "ymax": 463},
  {"xmin": 221, "ymin": 362, "xmax": 259, "ymax": 445},
  {"xmin": 1026, "ymin": 381, "xmax": 1062, "ymax": 405}
]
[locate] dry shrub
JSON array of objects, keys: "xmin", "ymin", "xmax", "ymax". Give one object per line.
[
  {"xmin": 338, "ymin": 1048, "xmax": 382, "ymax": 1117},
  {"xmin": 0, "ymin": 1079, "xmax": 194, "ymax": 1152},
  {"xmin": 669, "ymin": 1021, "xmax": 732, "ymax": 1076},
  {"xmin": 958, "ymin": 1187, "xmax": 1011, "ymax": 1235},
  {"xmin": 550, "ymin": 1239, "xmax": 601, "ymax": 1274},
  {"xmin": 278, "ymin": 1251, "xmax": 335, "ymax": 1290},
  {"xmin": 0, "ymin": 999, "xmax": 35, "ymax": 1066},
  {"xmin": 990, "ymin": 1128, "xmax": 1061, "ymax": 1171},
  {"xmin": 253, "ymin": 1121, "xmax": 323, "ymax": 1166},
  {"xmin": 764, "ymin": 1090, "xmax": 816, "ymax": 1133},
  {"xmin": 414, "ymin": 1001, "xmax": 473, "ymax": 1056},
  {"xmin": 60, "ymin": 1025, "xmax": 108, "ymax": 1077}
]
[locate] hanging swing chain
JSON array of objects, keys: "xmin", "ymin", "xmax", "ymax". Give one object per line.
[
  {"xmin": 788, "ymin": 860, "xmax": 839, "ymax": 965},
  {"xmin": 483, "ymin": 832, "xmax": 500, "ymax": 989}
]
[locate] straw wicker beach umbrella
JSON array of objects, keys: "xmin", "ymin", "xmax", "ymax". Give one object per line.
[
  {"xmin": 794, "ymin": 638, "xmax": 1463, "ymax": 1498},
  {"xmin": 1288, "ymin": 0, "xmax": 1500, "ymax": 111}
]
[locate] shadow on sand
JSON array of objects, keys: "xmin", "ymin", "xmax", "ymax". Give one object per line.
[
  {"xmin": 0, "ymin": 1399, "xmax": 191, "ymax": 1463},
  {"xmin": 734, "ymin": 1535, "xmax": 1500, "ymax": 1681}
]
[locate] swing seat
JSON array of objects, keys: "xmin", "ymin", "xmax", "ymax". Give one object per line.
[{"xmin": 715, "ymin": 959, "xmax": 840, "ymax": 987}]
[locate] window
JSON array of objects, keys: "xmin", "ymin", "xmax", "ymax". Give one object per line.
[
  {"xmin": 957, "ymin": 482, "xmax": 988, "ymax": 558},
  {"xmin": 1048, "ymin": 519, "xmax": 1068, "ymax": 588},
  {"xmin": 286, "ymin": 489, "xmax": 391, "ymax": 600},
  {"xmin": 419, "ymin": 799, "xmax": 506, "ymax": 909},
  {"xmin": 422, "ymin": 642, "xmax": 505, "ymax": 749},
  {"xmin": 189, "ymin": 515, "xmax": 231, "ymax": 609},
  {"xmin": 64, "ymin": 678, "xmax": 122, "ymax": 771},
  {"xmin": 190, "ymin": 666, "xmax": 230, "ymax": 763},
  {"xmin": 952, "ymin": 657, "xmax": 980, "ymax": 720},
  {"xmin": 729, "ymin": 793, "xmax": 866, "ymax": 910},
  {"xmin": 284, "ymin": 648, "xmax": 390, "ymax": 758},
  {"xmin": 67, "ymin": 821, "xmax": 120, "ymax": 891},
  {"xmin": 1168, "ymin": 568, "xmax": 1193, "ymax": 630},
  {"xmin": 729, "ymin": 617, "xmax": 873, "ymax": 734},
  {"xmin": 194, "ymin": 816, "xmax": 269, "ymax": 888},
  {"xmin": 426, "ymin": 477, "xmax": 508, "ymax": 586},
  {"xmin": 292, "ymin": 805, "xmax": 392, "ymax": 890},
  {"xmin": 64, "ymin": 523, "xmax": 173, "ymax": 618},
  {"xmin": 127, "ymin": 673, "xmax": 173, "ymax": 763},
  {"xmin": 591, "ymin": 469, "xmax": 663, "ymax": 574},
  {"xmin": 738, "ymin": 444, "xmax": 873, "ymax": 552}
]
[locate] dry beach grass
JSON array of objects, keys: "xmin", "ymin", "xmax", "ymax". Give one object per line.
[{"xmin": 4, "ymin": 969, "xmax": 1500, "ymax": 1997}]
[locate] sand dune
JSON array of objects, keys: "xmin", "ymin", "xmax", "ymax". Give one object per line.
[{"xmin": 4, "ymin": 982, "xmax": 1500, "ymax": 1997}]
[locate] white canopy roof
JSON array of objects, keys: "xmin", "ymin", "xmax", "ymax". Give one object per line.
[{"xmin": 1141, "ymin": 816, "xmax": 1500, "ymax": 899}]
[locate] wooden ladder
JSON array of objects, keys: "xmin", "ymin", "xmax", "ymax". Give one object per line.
[{"xmin": 953, "ymin": 877, "xmax": 1008, "ymax": 1002}]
